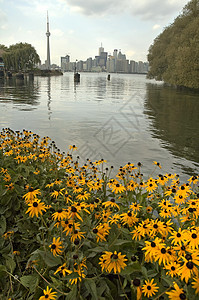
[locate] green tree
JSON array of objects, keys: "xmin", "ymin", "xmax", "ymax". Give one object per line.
[
  {"xmin": 2, "ymin": 43, "xmax": 40, "ymax": 72},
  {"xmin": 147, "ymin": 0, "xmax": 199, "ymax": 89}
]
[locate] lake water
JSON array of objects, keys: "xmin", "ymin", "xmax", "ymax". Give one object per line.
[{"xmin": 0, "ymin": 72, "xmax": 198, "ymax": 179}]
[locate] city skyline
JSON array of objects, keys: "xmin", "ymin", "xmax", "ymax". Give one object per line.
[
  {"xmin": 0, "ymin": 0, "xmax": 188, "ymax": 65},
  {"xmin": 60, "ymin": 46, "xmax": 149, "ymax": 74}
]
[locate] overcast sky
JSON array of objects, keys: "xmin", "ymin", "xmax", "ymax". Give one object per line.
[{"xmin": 0, "ymin": 0, "xmax": 189, "ymax": 65}]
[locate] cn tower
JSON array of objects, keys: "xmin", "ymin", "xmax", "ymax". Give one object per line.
[{"xmin": 46, "ymin": 11, "xmax": 51, "ymax": 70}]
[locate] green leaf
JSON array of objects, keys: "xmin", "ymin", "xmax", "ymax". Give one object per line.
[
  {"xmin": 38, "ymin": 250, "xmax": 62, "ymax": 267},
  {"xmin": 65, "ymin": 285, "xmax": 77, "ymax": 300},
  {"xmin": 113, "ymin": 239, "xmax": 132, "ymax": 246},
  {"xmin": 6, "ymin": 256, "xmax": 16, "ymax": 273},
  {"xmin": 0, "ymin": 215, "xmax": 6, "ymax": 235},
  {"xmin": 120, "ymin": 263, "xmax": 141, "ymax": 275},
  {"xmin": 85, "ymin": 279, "xmax": 98, "ymax": 300},
  {"xmin": 0, "ymin": 264, "xmax": 7, "ymax": 275},
  {"xmin": 20, "ymin": 274, "xmax": 39, "ymax": 293}
]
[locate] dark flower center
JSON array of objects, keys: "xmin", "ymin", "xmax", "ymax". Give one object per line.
[
  {"xmin": 191, "ymin": 233, "xmax": 197, "ymax": 239},
  {"xmin": 33, "ymin": 202, "xmax": 38, "ymax": 207},
  {"xmin": 151, "ymin": 242, "xmax": 156, "ymax": 247},
  {"xmin": 186, "ymin": 261, "xmax": 194, "ymax": 269},
  {"xmin": 133, "ymin": 278, "xmax": 140, "ymax": 287},
  {"xmin": 93, "ymin": 228, "xmax": 98, "ymax": 234},
  {"xmin": 153, "ymin": 224, "xmax": 158, "ymax": 229},
  {"xmin": 116, "ymin": 184, "xmax": 120, "ymax": 187},
  {"xmin": 71, "ymin": 206, "xmax": 77, "ymax": 213},
  {"xmin": 185, "ymin": 254, "xmax": 192, "ymax": 260},
  {"xmin": 171, "ymin": 266, "xmax": 175, "ymax": 271},
  {"xmin": 179, "ymin": 293, "xmax": 186, "ymax": 299},
  {"xmin": 51, "ymin": 244, "xmax": 56, "ymax": 249},
  {"xmin": 147, "ymin": 285, "xmax": 151, "ymax": 290},
  {"xmin": 111, "ymin": 254, "xmax": 118, "ymax": 260},
  {"xmin": 111, "ymin": 199, "xmax": 115, "ymax": 202},
  {"xmin": 131, "ymin": 256, "xmax": 137, "ymax": 262},
  {"xmin": 161, "ymin": 248, "xmax": 166, "ymax": 254},
  {"xmin": 177, "ymin": 233, "xmax": 181, "ymax": 238},
  {"xmin": 127, "ymin": 212, "xmax": 132, "ymax": 217}
]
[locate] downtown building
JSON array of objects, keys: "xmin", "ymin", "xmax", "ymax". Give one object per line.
[{"xmin": 60, "ymin": 45, "xmax": 149, "ymax": 74}]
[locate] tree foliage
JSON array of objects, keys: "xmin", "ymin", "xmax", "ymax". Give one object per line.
[
  {"xmin": 147, "ymin": 0, "xmax": 199, "ymax": 89},
  {"xmin": 2, "ymin": 43, "xmax": 41, "ymax": 72}
]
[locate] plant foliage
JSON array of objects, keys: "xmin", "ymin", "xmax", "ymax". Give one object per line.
[
  {"xmin": 0, "ymin": 128, "xmax": 199, "ymax": 299},
  {"xmin": 147, "ymin": 0, "xmax": 199, "ymax": 89}
]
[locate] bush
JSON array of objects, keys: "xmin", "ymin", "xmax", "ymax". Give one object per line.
[{"xmin": 0, "ymin": 128, "xmax": 198, "ymax": 299}]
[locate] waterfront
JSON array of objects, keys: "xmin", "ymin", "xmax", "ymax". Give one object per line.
[{"xmin": 0, "ymin": 72, "xmax": 198, "ymax": 179}]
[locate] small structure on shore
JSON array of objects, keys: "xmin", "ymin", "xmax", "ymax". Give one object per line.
[
  {"xmin": 107, "ymin": 74, "xmax": 110, "ymax": 81},
  {"xmin": 74, "ymin": 60, "xmax": 80, "ymax": 82},
  {"xmin": 74, "ymin": 72, "xmax": 80, "ymax": 83}
]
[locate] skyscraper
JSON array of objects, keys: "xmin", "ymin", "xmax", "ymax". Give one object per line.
[
  {"xmin": 46, "ymin": 11, "xmax": 51, "ymax": 70},
  {"xmin": 99, "ymin": 43, "xmax": 104, "ymax": 56}
]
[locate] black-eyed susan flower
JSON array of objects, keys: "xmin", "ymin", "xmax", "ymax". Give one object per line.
[
  {"xmin": 164, "ymin": 261, "xmax": 181, "ymax": 278},
  {"xmin": 93, "ymin": 223, "xmax": 110, "ymax": 242},
  {"xmin": 186, "ymin": 228, "xmax": 199, "ymax": 249},
  {"xmin": 39, "ymin": 286, "xmax": 57, "ymax": 300},
  {"xmin": 154, "ymin": 246, "xmax": 171, "ymax": 266},
  {"xmin": 129, "ymin": 202, "xmax": 142, "ymax": 212},
  {"xmin": 169, "ymin": 228, "xmax": 188, "ymax": 246},
  {"xmin": 111, "ymin": 183, "xmax": 125, "ymax": 194},
  {"xmin": 178, "ymin": 255, "xmax": 199, "ymax": 283},
  {"xmin": 142, "ymin": 237, "xmax": 164, "ymax": 262},
  {"xmin": 52, "ymin": 209, "xmax": 67, "ymax": 221},
  {"xmin": 76, "ymin": 191, "xmax": 90, "ymax": 201},
  {"xmin": 192, "ymin": 276, "xmax": 199, "ymax": 294},
  {"xmin": 99, "ymin": 251, "xmax": 127, "ymax": 273},
  {"xmin": 120, "ymin": 211, "xmax": 138, "ymax": 227},
  {"xmin": 166, "ymin": 282, "xmax": 186, "ymax": 300},
  {"xmin": 70, "ymin": 229, "xmax": 85, "ymax": 243},
  {"xmin": 103, "ymin": 198, "xmax": 120, "ymax": 210},
  {"xmin": 142, "ymin": 279, "xmax": 159, "ymax": 298},
  {"xmin": 49, "ymin": 237, "xmax": 63, "ymax": 256},
  {"xmin": 153, "ymin": 161, "xmax": 161, "ymax": 168},
  {"xmin": 23, "ymin": 188, "xmax": 41, "ymax": 203},
  {"xmin": 26, "ymin": 199, "xmax": 46, "ymax": 218},
  {"xmin": 54, "ymin": 263, "xmax": 72, "ymax": 277}
]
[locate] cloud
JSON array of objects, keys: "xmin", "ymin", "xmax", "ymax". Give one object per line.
[
  {"xmin": 64, "ymin": 0, "xmax": 188, "ymax": 20},
  {"xmin": 153, "ymin": 24, "xmax": 161, "ymax": 30},
  {"xmin": 0, "ymin": 8, "xmax": 7, "ymax": 30}
]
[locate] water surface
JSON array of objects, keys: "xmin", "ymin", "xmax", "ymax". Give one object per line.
[{"xmin": 0, "ymin": 73, "xmax": 198, "ymax": 179}]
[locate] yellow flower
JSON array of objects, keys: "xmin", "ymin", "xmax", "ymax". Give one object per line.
[
  {"xmin": 111, "ymin": 183, "xmax": 125, "ymax": 194},
  {"xmin": 52, "ymin": 209, "xmax": 67, "ymax": 221},
  {"xmin": 39, "ymin": 286, "xmax": 57, "ymax": 300},
  {"xmin": 26, "ymin": 199, "xmax": 46, "ymax": 218},
  {"xmin": 49, "ymin": 237, "xmax": 63, "ymax": 256},
  {"xmin": 23, "ymin": 188, "xmax": 41, "ymax": 203},
  {"xmin": 99, "ymin": 251, "xmax": 127, "ymax": 273},
  {"xmin": 142, "ymin": 279, "xmax": 159, "ymax": 298},
  {"xmin": 103, "ymin": 199, "xmax": 120, "ymax": 210},
  {"xmin": 54, "ymin": 263, "xmax": 72, "ymax": 277},
  {"xmin": 166, "ymin": 282, "xmax": 186, "ymax": 300},
  {"xmin": 192, "ymin": 277, "xmax": 199, "ymax": 294},
  {"xmin": 153, "ymin": 161, "xmax": 161, "ymax": 168}
]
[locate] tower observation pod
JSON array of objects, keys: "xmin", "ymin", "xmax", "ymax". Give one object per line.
[{"xmin": 46, "ymin": 11, "xmax": 51, "ymax": 70}]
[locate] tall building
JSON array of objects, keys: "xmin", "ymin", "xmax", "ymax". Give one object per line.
[
  {"xmin": 61, "ymin": 55, "xmax": 70, "ymax": 71},
  {"xmin": 99, "ymin": 43, "xmax": 104, "ymax": 56},
  {"xmin": 46, "ymin": 12, "xmax": 51, "ymax": 70}
]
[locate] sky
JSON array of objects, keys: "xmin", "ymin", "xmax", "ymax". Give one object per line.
[{"xmin": 0, "ymin": 0, "xmax": 189, "ymax": 65}]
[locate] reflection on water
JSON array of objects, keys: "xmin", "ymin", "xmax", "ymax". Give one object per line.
[
  {"xmin": 0, "ymin": 77, "xmax": 40, "ymax": 110},
  {"xmin": 0, "ymin": 73, "xmax": 198, "ymax": 178},
  {"xmin": 144, "ymin": 83, "xmax": 199, "ymax": 175}
]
